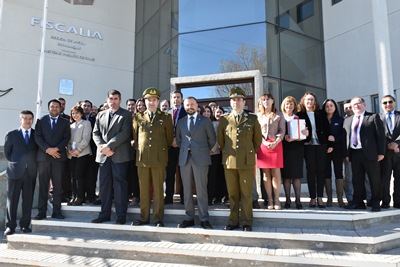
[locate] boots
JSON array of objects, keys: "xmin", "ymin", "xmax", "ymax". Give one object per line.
[
  {"xmin": 336, "ymin": 179, "xmax": 345, "ymax": 208},
  {"xmin": 325, "ymin": 179, "xmax": 333, "ymax": 207}
]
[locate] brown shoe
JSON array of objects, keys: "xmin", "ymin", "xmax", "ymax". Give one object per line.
[{"xmin": 73, "ymin": 198, "xmax": 83, "ymax": 206}]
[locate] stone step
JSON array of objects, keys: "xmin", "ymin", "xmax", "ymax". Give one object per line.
[
  {"xmin": 5, "ymin": 232, "xmax": 400, "ymax": 267},
  {"xmin": 58, "ymin": 200, "xmax": 400, "ymax": 231}
]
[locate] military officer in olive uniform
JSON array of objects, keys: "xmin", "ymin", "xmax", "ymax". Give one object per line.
[
  {"xmin": 132, "ymin": 87, "xmax": 174, "ymax": 227},
  {"xmin": 217, "ymin": 87, "xmax": 262, "ymax": 232}
]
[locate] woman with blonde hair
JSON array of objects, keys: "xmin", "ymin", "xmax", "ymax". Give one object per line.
[
  {"xmin": 281, "ymin": 96, "xmax": 311, "ymax": 209},
  {"xmin": 257, "ymin": 93, "xmax": 286, "ymax": 210}
]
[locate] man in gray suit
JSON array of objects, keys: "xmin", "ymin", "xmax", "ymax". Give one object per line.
[
  {"xmin": 91, "ymin": 89, "xmax": 134, "ymax": 224},
  {"xmin": 176, "ymin": 97, "xmax": 216, "ymax": 229}
]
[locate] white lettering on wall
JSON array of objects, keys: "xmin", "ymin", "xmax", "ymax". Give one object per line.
[{"xmin": 31, "ymin": 17, "xmax": 103, "ymax": 40}]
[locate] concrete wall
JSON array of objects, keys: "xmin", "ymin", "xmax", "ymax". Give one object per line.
[
  {"xmin": 0, "ymin": 0, "xmax": 136, "ymax": 144},
  {"xmin": 322, "ymin": 0, "xmax": 400, "ymax": 110}
]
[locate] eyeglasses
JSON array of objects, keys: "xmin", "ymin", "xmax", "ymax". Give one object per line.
[{"xmin": 382, "ymin": 101, "xmax": 394, "ymax": 105}]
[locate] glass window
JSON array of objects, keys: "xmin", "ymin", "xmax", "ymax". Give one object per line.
[
  {"xmin": 371, "ymin": 94, "xmax": 379, "ymax": 113},
  {"xmin": 281, "ymin": 80, "xmax": 326, "ymax": 105},
  {"xmin": 280, "ymin": 30, "xmax": 325, "ymax": 88},
  {"xmin": 181, "ymin": 82, "xmax": 253, "ymax": 100},
  {"xmin": 277, "ymin": 0, "xmax": 322, "ymax": 39},
  {"xmin": 266, "ymin": 0, "xmax": 278, "ymax": 24},
  {"xmin": 178, "ymin": 23, "xmax": 267, "ymax": 77},
  {"xmin": 267, "ymin": 24, "xmax": 280, "ymax": 78},
  {"xmin": 179, "ymin": 0, "xmax": 266, "ymax": 33},
  {"xmin": 332, "ymin": 0, "xmax": 342, "ymax": 5},
  {"xmin": 297, "ymin": 0, "xmax": 314, "ymax": 23}
]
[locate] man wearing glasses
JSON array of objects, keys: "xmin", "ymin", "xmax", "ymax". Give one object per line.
[
  {"xmin": 380, "ymin": 95, "xmax": 400, "ymax": 209},
  {"xmin": 344, "ymin": 96, "xmax": 385, "ymax": 212}
]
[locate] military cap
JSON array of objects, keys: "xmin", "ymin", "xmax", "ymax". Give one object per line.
[
  {"xmin": 143, "ymin": 87, "xmax": 161, "ymax": 99},
  {"xmin": 229, "ymin": 87, "xmax": 246, "ymax": 98}
]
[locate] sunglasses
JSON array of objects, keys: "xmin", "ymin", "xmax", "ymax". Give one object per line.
[{"xmin": 382, "ymin": 101, "xmax": 394, "ymax": 105}]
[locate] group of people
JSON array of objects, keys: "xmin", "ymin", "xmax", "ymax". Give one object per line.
[{"xmin": 3, "ymin": 86, "xmax": 399, "ymax": 235}]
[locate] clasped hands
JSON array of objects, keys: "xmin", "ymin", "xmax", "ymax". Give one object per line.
[
  {"xmin": 46, "ymin": 147, "xmax": 61, "ymax": 159},
  {"xmin": 99, "ymin": 145, "xmax": 114, "ymax": 157}
]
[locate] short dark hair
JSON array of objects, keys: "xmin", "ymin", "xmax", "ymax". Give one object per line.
[
  {"xmin": 20, "ymin": 110, "xmax": 34, "ymax": 118},
  {"xmin": 185, "ymin": 96, "xmax": 198, "ymax": 102},
  {"xmin": 126, "ymin": 98, "xmax": 137, "ymax": 105},
  {"xmin": 70, "ymin": 105, "xmax": 85, "ymax": 123},
  {"xmin": 382, "ymin": 95, "xmax": 396, "ymax": 102},
  {"xmin": 48, "ymin": 99, "xmax": 61, "ymax": 109},
  {"xmin": 171, "ymin": 90, "xmax": 183, "ymax": 98},
  {"xmin": 107, "ymin": 89, "xmax": 121, "ymax": 99},
  {"xmin": 57, "ymin": 97, "xmax": 66, "ymax": 102},
  {"xmin": 83, "ymin": 100, "xmax": 93, "ymax": 107},
  {"xmin": 343, "ymin": 99, "xmax": 351, "ymax": 105}
]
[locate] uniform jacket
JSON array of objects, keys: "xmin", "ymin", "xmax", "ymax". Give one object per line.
[
  {"xmin": 4, "ymin": 128, "xmax": 38, "ymax": 179},
  {"xmin": 35, "ymin": 115, "xmax": 71, "ymax": 161},
  {"xmin": 92, "ymin": 107, "xmax": 134, "ymax": 164},
  {"xmin": 343, "ymin": 111, "xmax": 386, "ymax": 161},
  {"xmin": 133, "ymin": 109, "xmax": 173, "ymax": 167},
  {"xmin": 217, "ymin": 111, "xmax": 262, "ymax": 169},
  {"xmin": 176, "ymin": 114, "xmax": 216, "ymax": 166}
]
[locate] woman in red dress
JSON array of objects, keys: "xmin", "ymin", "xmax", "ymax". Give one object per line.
[{"xmin": 257, "ymin": 94, "xmax": 286, "ymax": 210}]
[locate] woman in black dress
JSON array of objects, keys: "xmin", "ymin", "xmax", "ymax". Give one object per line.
[{"xmin": 281, "ymin": 96, "xmax": 311, "ymax": 209}]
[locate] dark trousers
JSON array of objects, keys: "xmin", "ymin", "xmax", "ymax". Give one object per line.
[
  {"xmin": 350, "ymin": 149, "xmax": 381, "ymax": 207},
  {"xmin": 38, "ymin": 160, "xmax": 65, "ymax": 215},
  {"xmin": 70, "ymin": 155, "xmax": 89, "ymax": 199},
  {"xmin": 6, "ymin": 171, "xmax": 36, "ymax": 229},
  {"xmin": 127, "ymin": 159, "xmax": 140, "ymax": 198},
  {"xmin": 165, "ymin": 147, "xmax": 181, "ymax": 201},
  {"xmin": 381, "ymin": 150, "xmax": 400, "ymax": 205},
  {"xmin": 326, "ymin": 150, "xmax": 344, "ymax": 179},
  {"xmin": 98, "ymin": 158, "xmax": 129, "ymax": 219},
  {"xmin": 62, "ymin": 159, "xmax": 71, "ymax": 199},
  {"xmin": 208, "ymin": 153, "xmax": 227, "ymax": 201},
  {"xmin": 85, "ymin": 154, "xmax": 98, "ymax": 200},
  {"xmin": 304, "ymin": 144, "xmax": 327, "ymax": 198}
]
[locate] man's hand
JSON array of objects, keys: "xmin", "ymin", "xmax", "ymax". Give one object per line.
[
  {"xmin": 171, "ymin": 137, "xmax": 178, "ymax": 148},
  {"xmin": 46, "ymin": 147, "xmax": 61, "ymax": 158},
  {"xmin": 377, "ymin": 155, "xmax": 384, "ymax": 161},
  {"xmin": 388, "ymin": 142, "xmax": 399, "ymax": 150}
]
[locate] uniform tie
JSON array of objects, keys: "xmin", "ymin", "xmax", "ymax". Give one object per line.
[
  {"xmin": 352, "ymin": 115, "xmax": 360, "ymax": 147},
  {"xmin": 150, "ymin": 112, "xmax": 154, "ymax": 121},
  {"xmin": 24, "ymin": 130, "xmax": 29, "ymax": 145},
  {"xmin": 236, "ymin": 114, "xmax": 241, "ymax": 125}
]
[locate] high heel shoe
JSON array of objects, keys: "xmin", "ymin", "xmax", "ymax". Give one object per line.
[
  {"xmin": 295, "ymin": 199, "xmax": 303, "ymax": 209},
  {"xmin": 274, "ymin": 199, "xmax": 281, "ymax": 210},
  {"xmin": 284, "ymin": 199, "xmax": 291, "ymax": 209},
  {"xmin": 309, "ymin": 199, "xmax": 316, "ymax": 208},
  {"xmin": 317, "ymin": 198, "xmax": 326, "ymax": 208},
  {"xmin": 267, "ymin": 200, "xmax": 274, "ymax": 210}
]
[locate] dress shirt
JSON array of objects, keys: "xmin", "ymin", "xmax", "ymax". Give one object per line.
[
  {"xmin": 350, "ymin": 111, "xmax": 365, "ymax": 149},
  {"xmin": 20, "ymin": 127, "xmax": 32, "ymax": 139}
]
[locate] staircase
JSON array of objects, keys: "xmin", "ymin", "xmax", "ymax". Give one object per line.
[{"xmin": 2, "ymin": 198, "xmax": 400, "ymax": 266}]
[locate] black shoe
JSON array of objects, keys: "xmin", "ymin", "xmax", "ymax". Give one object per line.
[
  {"xmin": 164, "ymin": 198, "xmax": 173, "ymax": 205},
  {"xmin": 243, "ymin": 225, "xmax": 252, "ymax": 231},
  {"xmin": 208, "ymin": 200, "xmax": 213, "ymax": 206},
  {"xmin": 224, "ymin": 224, "xmax": 239, "ymax": 231},
  {"xmin": 34, "ymin": 214, "xmax": 46, "ymax": 220},
  {"xmin": 20, "ymin": 227, "xmax": 32, "ymax": 233},
  {"xmin": 177, "ymin": 219, "xmax": 195, "ymax": 228},
  {"xmin": 394, "ymin": 203, "xmax": 400, "ymax": 209},
  {"xmin": 284, "ymin": 200, "xmax": 291, "ymax": 209},
  {"xmin": 367, "ymin": 201, "xmax": 372, "ymax": 207},
  {"xmin": 91, "ymin": 217, "xmax": 110, "ymax": 223},
  {"xmin": 155, "ymin": 221, "xmax": 164, "ymax": 227},
  {"xmin": 318, "ymin": 203, "xmax": 326, "ymax": 208},
  {"xmin": 296, "ymin": 203, "xmax": 303, "ymax": 209},
  {"xmin": 200, "ymin": 221, "xmax": 213, "ymax": 229},
  {"xmin": 115, "ymin": 217, "xmax": 126, "ymax": 225},
  {"xmin": 252, "ymin": 200, "xmax": 261, "ymax": 209},
  {"xmin": 91, "ymin": 199, "xmax": 101, "ymax": 205},
  {"xmin": 371, "ymin": 206, "xmax": 381, "ymax": 212},
  {"xmin": 4, "ymin": 227, "xmax": 15, "ymax": 236},
  {"xmin": 131, "ymin": 220, "xmax": 149, "ymax": 226},
  {"xmin": 381, "ymin": 203, "xmax": 390, "ymax": 209},
  {"xmin": 345, "ymin": 203, "xmax": 366, "ymax": 210},
  {"xmin": 51, "ymin": 213, "xmax": 65, "ymax": 219}
]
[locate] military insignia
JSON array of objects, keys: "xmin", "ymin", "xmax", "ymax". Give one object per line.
[
  {"xmin": 157, "ymin": 110, "xmax": 161, "ymax": 114},
  {"xmin": 151, "ymin": 89, "xmax": 156, "ymax": 95}
]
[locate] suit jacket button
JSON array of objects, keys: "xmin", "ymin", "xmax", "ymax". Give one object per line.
[
  {"xmin": 149, "ymin": 138, "xmax": 152, "ymax": 140},
  {"xmin": 150, "ymin": 131, "xmax": 152, "ymax": 133},
  {"xmin": 236, "ymin": 145, "xmax": 239, "ymax": 148},
  {"xmin": 149, "ymin": 145, "xmax": 152, "ymax": 147}
]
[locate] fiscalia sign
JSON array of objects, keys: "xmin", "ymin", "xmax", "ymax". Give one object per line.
[{"xmin": 31, "ymin": 17, "xmax": 103, "ymax": 40}]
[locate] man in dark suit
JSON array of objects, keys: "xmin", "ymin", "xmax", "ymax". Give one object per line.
[
  {"xmin": 91, "ymin": 90, "xmax": 134, "ymax": 224},
  {"xmin": 34, "ymin": 99, "xmax": 71, "ymax": 220},
  {"xmin": 4, "ymin": 110, "xmax": 38, "ymax": 235},
  {"xmin": 81, "ymin": 99, "xmax": 100, "ymax": 204},
  {"xmin": 58, "ymin": 97, "xmax": 72, "ymax": 203},
  {"xmin": 165, "ymin": 90, "xmax": 187, "ymax": 204},
  {"xmin": 380, "ymin": 95, "xmax": 400, "ymax": 209},
  {"xmin": 132, "ymin": 88, "xmax": 173, "ymax": 227},
  {"xmin": 344, "ymin": 96, "xmax": 385, "ymax": 212},
  {"xmin": 176, "ymin": 97, "xmax": 216, "ymax": 229}
]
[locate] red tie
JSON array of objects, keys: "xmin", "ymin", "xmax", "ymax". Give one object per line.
[{"xmin": 173, "ymin": 109, "xmax": 178, "ymax": 124}]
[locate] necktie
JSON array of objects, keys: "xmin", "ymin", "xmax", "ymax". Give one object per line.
[
  {"xmin": 236, "ymin": 114, "xmax": 241, "ymax": 125},
  {"xmin": 173, "ymin": 109, "xmax": 178, "ymax": 125},
  {"xmin": 189, "ymin": 116, "xmax": 194, "ymax": 132},
  {"xmin": 352, "ymin": 115, "xmax": 360, "ymax": 147},
  {"xmin": 387, "ymin": 112, "xmax": 393, "ymax": 133},
  {"xmin": 150, "ymin": 112, "xmax": 154, "ymax": 121},
  {"xmin": 24, "ymin": 130, "xmax": 29, "ymax": 145},
  {"xmin": 51, "ymin": 118, "xmax": 56, "ymax": 134}
]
